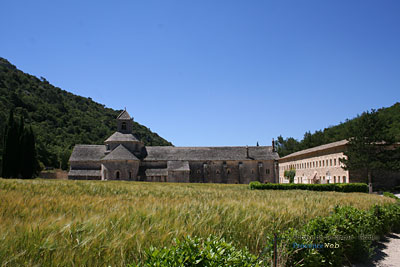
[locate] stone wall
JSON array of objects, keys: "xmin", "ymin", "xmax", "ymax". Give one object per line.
[
  {"xmin": 40, "ymin": 170, "xmax": 68, "ymax": 179},
  {"xmin": 101, "ymin": 160, "xmax": 139, "ymax": 180},
  {"xmin": 187, "ymin": 160, "xmax": 275, "ymax": 184},
  {"xmin": 70, "ymin": 161, "xmax": 101, "ymax": 170},
  {"xmin": 168, "ymin": 170, "xmax": 190, "ymax": 183}
]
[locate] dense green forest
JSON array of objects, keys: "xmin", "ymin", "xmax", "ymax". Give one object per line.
[
  {"xmin": 0, "ymin": 57, "xmax": 172, "ymax": 171},
  {"xmin": 275, "ymin": 102, "xmax": 400, "ymax": 157}
]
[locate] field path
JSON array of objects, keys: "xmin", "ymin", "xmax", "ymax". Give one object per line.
[{"xmin": 353, "ymin": 233, "xmax": 400, "ymax": 267}]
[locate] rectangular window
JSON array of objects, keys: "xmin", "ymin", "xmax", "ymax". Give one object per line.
[
  {"xmin": 330, "ymin": 159, "xmax": 332, "ymax": 166},
  {"xmin": 319, "ymin": 161, "xmax": 321, "ymax": 167},
  {"xmin": 334, "ymin": 159, "xmax": 336, "ymax": 166}
]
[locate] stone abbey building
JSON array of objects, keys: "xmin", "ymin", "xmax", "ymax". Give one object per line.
[
  {"xmin": 278, "ymin": 140, "xmax": 400, "ymax": 189},
  {"xmin": 68, "ymin": 110, "xmax": 279, "ymax": 183}
]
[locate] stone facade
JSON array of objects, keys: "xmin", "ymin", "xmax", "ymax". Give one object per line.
[
  {"xmin": 278, "ymin": 140, "xmax": 349, "ymax": 184},
  {"xmin": 68, "ymin": 110, "xmax": 279, "ymax": 184}
]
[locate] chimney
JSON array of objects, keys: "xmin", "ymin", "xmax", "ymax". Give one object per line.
[
  {"xmin": 246, "ymin": 145, "xmax": 249, "ymax": 158},
  {"xmin": 272, "ymin": 138, "xmax": 275, "ymax": 152}
]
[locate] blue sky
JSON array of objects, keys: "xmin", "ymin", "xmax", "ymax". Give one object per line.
[{"xmin": 1, "ymin": 0, "xmax": 399, "ymax": 146}]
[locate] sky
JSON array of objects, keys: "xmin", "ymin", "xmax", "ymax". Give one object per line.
[{"xmin": 1, "ymin": 0, "xmax": 399, "ymax": 146}]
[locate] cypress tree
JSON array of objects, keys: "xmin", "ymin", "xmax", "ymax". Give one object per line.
[
  {"xmin": 21, "ymin": 126, "xmax": 38, "ymax": 179},
  {"xmin": 17, "ymin": 116, "xmax": 25, "ymax": 178},
  {"xmin": 2, "ymin": 110, "xmax": 20, "ymax": 178},
  {"xmin": 2, "ymin": 110, "xmax": 39, "ymax": 179},
  {"xmin": 1, "ymin": 114, "xmax": 9, "ymax": 177}
]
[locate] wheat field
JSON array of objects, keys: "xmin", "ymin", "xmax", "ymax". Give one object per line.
[{"xmin": 0, "ymin": 179, "xmax": 393, "ymax": 266}]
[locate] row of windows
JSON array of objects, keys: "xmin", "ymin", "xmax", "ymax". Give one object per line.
[
  {"xmin": 282, "ymin": 157, "xmax": 345, "ymax": 171},
  {"xmin": 190, "ymin": 169, "xmax": 271, "ymax": 175},
  {"xmin": 285, "ymin": 176, "xmax": 347, "ymax": 184}
]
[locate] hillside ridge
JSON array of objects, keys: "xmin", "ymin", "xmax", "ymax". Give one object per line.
[
  {"xmin": 0, "ymin": 57, "xmax": 172, "ymax": 170},
  {"xmin": 275, "ymin": 102, "xmax": 400, "ymax": 157}
]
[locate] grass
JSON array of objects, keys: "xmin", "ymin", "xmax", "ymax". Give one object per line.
[{"xmin": 0, "ymin": 178, "xmax": 395, "ymax": 266}]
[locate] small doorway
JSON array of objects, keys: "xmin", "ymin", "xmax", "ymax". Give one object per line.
[{"xmin": 116, "ymin": 171, "xmax": 120, "ymax": 180}]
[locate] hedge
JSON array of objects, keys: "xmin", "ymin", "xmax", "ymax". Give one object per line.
[{"xmin": 249, "ymin": 181, "xmax": 369, "ymax": 193}]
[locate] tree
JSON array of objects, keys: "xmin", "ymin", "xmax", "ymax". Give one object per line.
[
  {"xmin": 1, "ymin": 110, "xmax": 39, "ymax": 178},
  {"xmin": 284, "ymin": 169, "xmax": 296, "ymax": 183},
  {"xmin": 274, "ymin": 135, "xmax": 301, "ymax": 157},
  {"xmin": 20, "ymin": 126, "xmax": 39, "ymax": 178},
  {"xmin": 2, "ymin": 110, "xmax": 20, "ymax": 178},
  {"xmin": 340, "ymin": 109, "xmax": 397, "ymax": 193}
]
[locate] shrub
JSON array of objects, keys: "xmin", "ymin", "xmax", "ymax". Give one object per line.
[
  {"xmin": 284, "ymin": 203, "xmax": 400, "ymax": 266},
  {"xmin": 131, "ymin": 236, "xmax": 264, "ymax": 267},
  {"xmin": 249, "ymin": 182, "xmax": 368, "ymax": 193}
]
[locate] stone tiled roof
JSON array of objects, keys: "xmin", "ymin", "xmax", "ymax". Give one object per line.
[
  {"xmin": 68, "ymin": 169, "xmax": 101, "ymax": 177},
  {"xmin": 279, "ymin": 140, "xmax": 349, "ymax": 160},
  {"xmin": 102, "ymin": 145, "xmax": 139, "ymax": 161},
  {"xmin": 145, "ymin": 168, "xmax": 168, "ymax": 176},
  {"xmin": 167, "ymin": 161, "xmax": 190, "ymax": 171},
  {"xmin": 144, "ymin": 146, "xmax": 278, "ymax": 161},
  {"xmin": 117, "ymin": 110, "xmax": 131, "ymax": 120},
  {"xmin": 69, "ymin": 145, "xmax": 106, "ymax": 162},
  {"xmin": 104, "ymin": 131, "xmax": 139, "ymax": 142}
]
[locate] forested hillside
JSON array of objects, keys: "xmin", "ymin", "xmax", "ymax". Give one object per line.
[
  {"xmin": 0, "ymin": 57, "xmax": 172, "ymax": 171},
  {"xmin": 275, "ymin": 102, "xmax": 400, "ymax": 157}
]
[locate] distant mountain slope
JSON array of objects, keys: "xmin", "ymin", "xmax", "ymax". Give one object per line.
[
  {"xmin": 0, "ymin": 57, "xmax": 172, "ymax": 169},
  {"xmin": 275, "ymin": 102, "xmax": 400, "ymax": 157}
]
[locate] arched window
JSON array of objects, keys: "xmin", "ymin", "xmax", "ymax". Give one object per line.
[
  {"xmin": 116, "ymin": 171, "xmax": 120, "ymax": 180},
  {"xmin": 216, "ymin": 170, "xmax": 220, "ymax": 174},
  {"xmin": 121, "ymin": 122, "xmax": 127, "ymax": 130},
  {"xmin": 227, "ymin": 169, "xmax": 231, "ymax": 174}
]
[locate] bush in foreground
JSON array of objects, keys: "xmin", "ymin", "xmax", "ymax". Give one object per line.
[
  {"xmin": 249, "ymin": 181, "xmax": 368, "ymax": 193},
  {"xmin": 279, "ymin": 203, "xmax": 400, "ymax": 266},
  {"xmin": 131, "ymin": 236, "xmax": 263, "ymax": 267}
]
